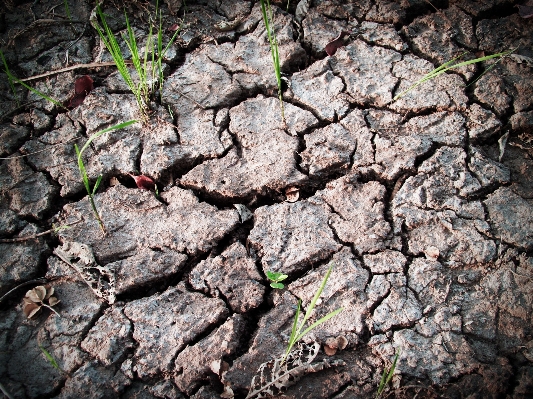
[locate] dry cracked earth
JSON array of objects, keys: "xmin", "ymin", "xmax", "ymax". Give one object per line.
[{"xmin": 1, "ymin": 0, "xmax": 533, "ymax": 398}]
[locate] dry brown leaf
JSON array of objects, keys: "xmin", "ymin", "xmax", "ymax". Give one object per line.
[
  {"xmin": 23, "ymin": 302, "xmax": 41, "ymax": 319},
  {"xmin": 285, "ymin": 187, "xmax": 299, "ymax": 202},
  {"xmin": 45, "ymin": 286, "xmax": 54, "ymax": 299},
  {"xmin": 48, "ymin": 297, "xmax": 60, "ymax": 306}
]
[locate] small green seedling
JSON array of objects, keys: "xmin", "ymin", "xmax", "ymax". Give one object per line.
[
  {"xmin": 259, "ymin": 0, "xmax": 285, "ymax": 122},
  {"xmin": 266, "ymin": 271, "xmax": 288, "ymax": 289},
  {"xmin": 39, "ymin": 345, "xmax": 62, "ymax": 372},
  {"xmin": 376, "ymin": 349, "xmax": 400, "ymax": 398},
  {"xmin": 75, "ymin": 120, "xmax": 138, "ymax": 235},
  {"xmin": 392, "ymin": 49, "xmax": 515, "ymax": 102},
  {"xmin": 283, "ymin": 264, "xmax": 343, "ymax": 362}
]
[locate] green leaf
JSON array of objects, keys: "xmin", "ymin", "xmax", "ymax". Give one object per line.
[
  {"xmin": 266, "ymin": 271, "xmax": 288, "ymax": 282},
  {"xmin": 270, "ymin": 282, "xmax": 284, "ymax": 289},
  {"xmin": 301, "ymin": 264, "xmax": 333, "ymax": 327}
]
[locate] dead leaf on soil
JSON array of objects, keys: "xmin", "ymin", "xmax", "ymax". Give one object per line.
[
  {"xmin": 517, "ymin": 4, "xmax": 533, "ymax": 18},
  {"xmin": 325, "ymin": 31, "xmax": 351, "ymax": 56},
  {"xmin": 129, "ymin": 173, "xmax": 156, "ymax": 191},
  {"xmin": 246, "ymin": 342, "xmax": 345, "ymax": 399},
  {"xmin": 53, "ymin": 241, "xmax": 116, "ymax": 304},
  {"xmin": 285, "ymin": 186, "xmax": 299, "ymax": 202},
  {"xmin": 324, "ymin": 335, "xmax": 348, "ymax": 356},
  {"xmin": 67, "ymin": 75, "xmax": 94, "ymax": 108},
  {"xmin": 22, "ymin": 285, "xmax": 60, "ymax": 319}
]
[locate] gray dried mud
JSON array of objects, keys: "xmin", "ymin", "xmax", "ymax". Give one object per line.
[{"xmin": 1, "ymin": 0, "xmax": 532, "ymax": 398}]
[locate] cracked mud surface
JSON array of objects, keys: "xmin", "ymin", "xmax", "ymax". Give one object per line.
[{"xmin": 1, "ymin": 0, "xmax": 532, "ymax": 398}]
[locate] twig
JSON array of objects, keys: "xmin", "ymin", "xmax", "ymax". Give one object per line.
[
  {"xmin": 19, "ymin": 61, "xmax": 133, "ymax": 82},
  {"xmin": 0, "ymin": 278, "xmax": 47, "ymax": 305},
  {"xmin": 0, "ymin": 100, "xmax": 40, "ymax": 122},
  {"xmin": 0, "ymin": 220, "xmax": 82, "ymax": 243},
  {"xmin": 8, "ymin": 19, "xmax": 84, "ymax": 46},
  {"xmin": 0, "ymin": 136, "xmax": 83, "ymax": 160},
  {"xmin": 0, "ymin": 382, "xmax": 15, "ymax": 399}
]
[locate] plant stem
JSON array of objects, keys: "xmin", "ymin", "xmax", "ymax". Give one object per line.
[{"xmin": 88, "ymin": 195, "xmax": 106, "ymax": 235}]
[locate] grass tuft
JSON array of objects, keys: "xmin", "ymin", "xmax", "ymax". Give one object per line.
[
  {"xmin": 93, "ymin": 1, "xmax": 181, "ymax": 121},
  {"xmin": 259, "ymin": 0, "xmax": 285, "ymax": 122},
  {"xmin": 376, "ymin": 349, "xmax": 400, "ymax": 398},
  {"xmin": 283, "ymin": 263, "xmax": 342, "ymax": 362}
]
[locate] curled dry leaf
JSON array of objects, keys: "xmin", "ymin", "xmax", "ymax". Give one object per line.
[
  {"xmin": 517, "ymin": 4, "xmax": 533, "ymax": 18},
  {"xmin": 109, "ymin": 176, "xmax": 120, "ymax": 187},
  {"xmin": 324, "ymin": 335, "xmax": 348, "ymax": 356},
  {"xmin": 23, "ymin": 302, "xmax": 41, "ymax": 319},
  {"xmin": 26, "ymin": 285, "xmax": 46, "ymax": 303},
  {"xmin": 22, "ymin": 285, "xmax": 60, "ymax": 319},
  {"xmin": 285, "ymin": 186, "xmax": 299, "ymax": 202},
  {"xmin": 325, "ymin": 31, "xmax": 351, "ymax": 56},
  {"xmin": 128, "ymin": 173, "xmax": 156, "ymax": 191},
  {"xmin": 67, "ymin": 75, "xmax": 94, "ymax": 108}
]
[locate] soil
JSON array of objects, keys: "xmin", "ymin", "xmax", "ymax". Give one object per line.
[{"xmin": 1, "ymin": 0, "xmax": 533, "ymax": 398}]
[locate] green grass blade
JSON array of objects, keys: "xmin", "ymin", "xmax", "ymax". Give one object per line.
[
  {"xmin": 376, "ymin": 350, "xmax": 400, "ymax": 397},
  {"xmin": 39, "ymin": 345, "xmax": 61, "ymax": 371},
  {"xmin": 294, "ymin": 307, "xmax": 343, "ymax": 343},
  {"xmin": 284, "ymin": 299, "xmax": 301, "ymax": 358},
  {"xmin": 96, "ymin": 6, "xmax": 135, "ymax": 93},
  {"xmin": 0, "ymin": 49, "xmax": 18, "ymax": 105},
  {"xmin": 63, "ymin": 0, "xmax": 71, "ymax": 21},
  {"xmin": 377, "ymin": 368, "xmax": 388, "ymax": 397},
  {"xmin": 392, "ymin": 49, "xmax": 513, "ymax": 102},
  {"xmin": 74, "ymin": 144, "xmax": 91, "ymax": 194},
  {"xmin": 15, "ymin": 77, "xmax": 64, "ymax": 108},
  {"xmin": 77, "ymin": 120, "xmax": 137, "ymax": 157},
  {"xmin": 92, "ymin": 175, "xmax": 103, "ymax": 195},
  {"xmin": 0, "ymin": 50, "xmax": 63, "ymax": 108},
  {"xmin": 300, "ymin": 264, "xmax": 334, "ymax": 326},
  {"xmin": 385, "ymin": 351, "xmax": 399, "ymax": 386}
]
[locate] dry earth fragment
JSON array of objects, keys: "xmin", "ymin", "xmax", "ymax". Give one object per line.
[
  {"xmin": 123, "ymin": 284, "xmax": 229, "ymax": 379},
  {"xmin": 189, "ymin": 242, "xmax": 265, "ymax": 313}
]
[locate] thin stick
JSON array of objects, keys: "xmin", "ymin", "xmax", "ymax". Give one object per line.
[
  {"xmin": 0, "ymin": 278, "xmax": 47, "ymax": 305},
  {"xmin": 0, "ymin": 220, "xmax": 81, "ymax": 243},
  {"xmin": 0, "ymin": 382, "xmax": 15, "ymax": 399},
  {"xmin": 0, "ymin": 136, "xmax": 82, "ymax": 160},
  {"xmin": 19, "ymin": 61, "xmax": 133, "ymax": 82}
]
